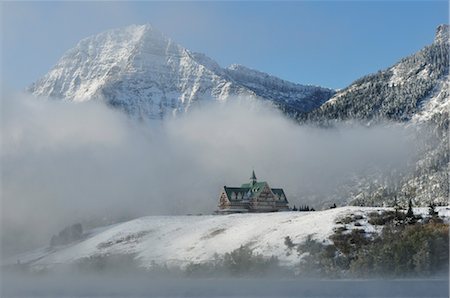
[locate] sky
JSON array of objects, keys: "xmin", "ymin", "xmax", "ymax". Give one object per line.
[{"xmin": 1, "ymin": 1, "xmax": 448, "ymax": 90}]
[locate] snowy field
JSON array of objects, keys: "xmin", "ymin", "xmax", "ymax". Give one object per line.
[{"xmin": 8, "ymin": 206, "xmax": 450, "ymax": 270}]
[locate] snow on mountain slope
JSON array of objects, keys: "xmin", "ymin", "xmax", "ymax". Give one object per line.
[
  {"xmin": 412, "ymin": 75, "xmax": 449, "ymax": 123},
  {"xmin": 225, "ymin": 64, "xmax": 335, "ymax": 113},
  {"xmin": 10, "ymin": 206, "xmax": 448, "ymax": 270},
  {"xmin": 28, "ymin": 25, "xmax": 249, "ymax": 119},
  {"xmin": 29, "ymin": 24, "xmax": 334, "ymax": 119},
  {"xmin": 306, "ymin": 24, "xmax": 449, "ymax": 123},
  {"xmin": 297, "ymin": 25, "xmax": 449, "ymax": 208}
]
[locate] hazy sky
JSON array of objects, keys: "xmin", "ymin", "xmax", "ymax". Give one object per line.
[{"xmin": 1, "ymin": 1, "xmax": 448, "ymax": 90}]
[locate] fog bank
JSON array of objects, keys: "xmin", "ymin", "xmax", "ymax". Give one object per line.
[{"xmin": 1, "ymin": 92, "xmax": 416, "ymax": 256}]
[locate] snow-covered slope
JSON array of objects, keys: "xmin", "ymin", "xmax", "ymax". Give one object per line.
[
  {"xmin": 299, "ymin": 25, "xmax": 449, "ymax": 208},
  {"xmin": 306, "ymin": 24, "xmax": 449, "ymax": 123},
  {"xmin": 225, "ymin": 64, "xmax": 334, "ymax": 114},
  {"xmin": 29, "ymin": 24, "xmax": 334, "ymax": 119},
  {"xmin": 9, "ymin": 206, "xmax": 450, "ymax": 270}
]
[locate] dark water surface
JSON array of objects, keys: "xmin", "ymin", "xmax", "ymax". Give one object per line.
[{"xmin": 2, "ymin": 274, "xmax": 448, "ymax": 297}]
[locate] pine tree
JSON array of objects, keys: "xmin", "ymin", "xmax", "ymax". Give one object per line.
[
  {"xmin": 406, "ymin": 198, "xmax": 414, "ymax": 219},
  {"xmin": 428, "ymin": 202, "xmax": 437, "ymax": 217},
  {"xmin": 393, "ymin": 195, "xmax": 400, "ymax": 219}
]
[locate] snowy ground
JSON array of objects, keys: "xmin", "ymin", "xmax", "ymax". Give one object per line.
[{"xmin": 8, "ymin": 206, "xmax": 450, "ymax": 270}]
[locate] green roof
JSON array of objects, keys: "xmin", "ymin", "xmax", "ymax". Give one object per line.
[
  {"xmin": 223, "ymin": 186, "xmax": 251, "ymax": 200},
  {"xmin": 271, "ymin": 188, "xmax": 287, "ymax": 201},
  {"xmin": 240, "ymin": 181, "xmax": 267, "ymax": 197},
  {"xmin": 241, "ymin": 181, "xmax": 265, "ymax": 188},
  {"xmin": 223, "ymin": 171, "xmax": 288, "ymax": 202},
  {"xmin": 224, "ymin": 182, "xmax": 288, "ymax": 202}
]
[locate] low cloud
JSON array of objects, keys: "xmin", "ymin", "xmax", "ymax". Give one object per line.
[{"xmin": 1, "ymin": 92, "xmax": 415, "ymax": 256}]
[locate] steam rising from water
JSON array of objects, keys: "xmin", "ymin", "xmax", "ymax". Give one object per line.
[{"xmin": 1, "ymin": 92, "xmax": 415, "ymax": 256}]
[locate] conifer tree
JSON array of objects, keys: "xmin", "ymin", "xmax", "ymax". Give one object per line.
[
  {"xmin": 406, "ymin": 198, "xmax": 414, "ymax": 219},
  {"xmin": 428, "ymin": 202, "xmax": 437, "ymax": 217}
]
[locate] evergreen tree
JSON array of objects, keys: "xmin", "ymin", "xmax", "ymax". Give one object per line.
[
  {"xmin": 393, "ymin": 195, "xmax": 400, "ymax": 219},
  {"xmin": 428, "ymin": 202, "xmax": 438, "ymax": 217},
  {"xmin": 406, "ymin": 198, "xmax": 414, "ymax": 219}
]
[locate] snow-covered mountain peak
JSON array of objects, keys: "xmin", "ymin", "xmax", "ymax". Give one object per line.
[
  {"xmin": 29, "ymin": 24, "xmax": 334, "ymax": 118},
  {"xmin": 434, "ymin": 24, "xmax": 449, "ymax": 44},
  {"xmin": 29, "ymin": 24, "xmax": 177, "ymax": 102}
]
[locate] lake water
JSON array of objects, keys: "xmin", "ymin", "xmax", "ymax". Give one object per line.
[{"xmin": 2, "ymin": 274, "xmax": 448, "ymax": 297}]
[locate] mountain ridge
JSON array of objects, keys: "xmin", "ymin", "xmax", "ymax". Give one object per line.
[
  {"xmin": 300, "ymin": 24, "xmax": 449, "ymax": 208},
  {"xmin": 304, "ymin": 24, "xmax": 449, "ymax": 123},
  {"xmin": 29, "ymin": 24, "xmax": 335, "ymax": 119}
]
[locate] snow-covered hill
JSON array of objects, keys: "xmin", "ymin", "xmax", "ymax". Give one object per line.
[
  {"xmin": 29, "ymin": 24, "xmax": 334, "ymax": 119},
  {"xmin": 9, "ymin": 206, "xmax": 450, "ymax": 270}
]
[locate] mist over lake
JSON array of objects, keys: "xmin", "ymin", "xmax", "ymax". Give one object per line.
[{"xmin": 2, "ymin": 273, "xmax": 449, "ymax": 298}]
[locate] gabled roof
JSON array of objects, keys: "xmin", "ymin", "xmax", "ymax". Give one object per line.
[
  {"xmin": 222, "ymin": 171, "xmax": 288, "ymax": 203},
  {"xmin": 241, "ymin": 181, "xmax": 266, "ymax": 189},
  {"xmin": 224, "ymin": 182, "xmax": 288, "ymax": 202},
  {"xmin": 223, "ymin": 186, "xmax": 251, "ymax": 201},
  {"xmin": 271, "ymin": 188, "xmax": 288, "ymax": 202},
  {"xmin": 241, "ymin": 181, "xmax": 267, "ymax": 197}
]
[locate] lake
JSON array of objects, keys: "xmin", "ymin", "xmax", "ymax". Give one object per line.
[{"xmin": 2, "ymin": 274, "xmax": 448, "ymax": 297}]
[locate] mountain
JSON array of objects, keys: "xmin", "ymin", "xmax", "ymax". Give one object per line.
[
  {"xmin": 29, "ymin": 24, "xmax": 334, "ymax": 119},
  {"xmin": 305, "ymin": 24, "xmax": 449, "ymax": 124},
  {"xmin": 225, "ymin": 64, "xmax": 334, "ymax": 114},
  {"xmin": 302, "ymin": 24, "xmax": 449, "ymax": 208}
]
